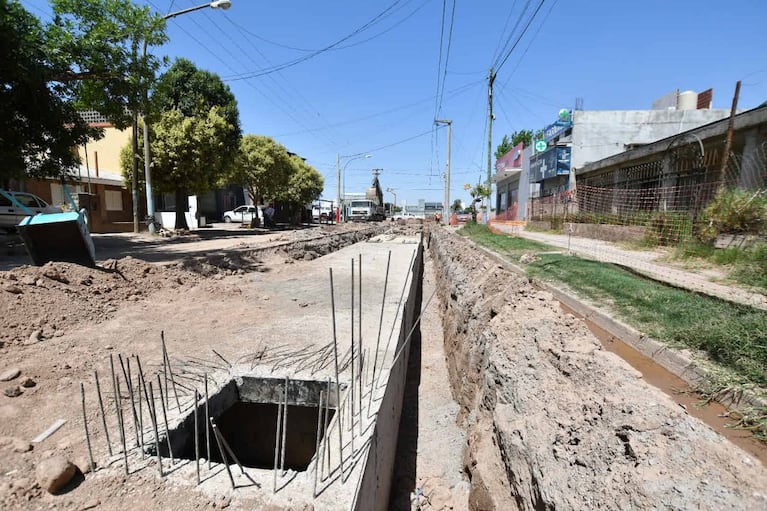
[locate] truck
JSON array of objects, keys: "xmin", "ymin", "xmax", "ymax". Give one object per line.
[{"xmin": 348, "ymin": 171, "xmax": 386, "ymax": 222}]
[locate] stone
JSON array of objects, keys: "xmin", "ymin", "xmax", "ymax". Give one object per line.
[
  {"xmin": 35, "ymin": 456, "xmax": 76, "ymax": 494},
  {"xmin": 20, "ymin": 378, "xmax": 36, "ymax": 388},
  {"xmin": 27, "ymin": 330, "xmax": 42, "ymax": 345},
  {"xmin": 3, "ymin": 285, "xmax": 23, "ymax": 294},
  {"xmin": 0, "ymin": 368, "xmax": 21, "ymax": 381},
  {"xmin": 74, "ymin": 454, "xmax": 95, "ymax": 474},
  {"xmin": 0, "ymin": 436, "xmax": 33, "ymax": 453},
  {"xmin": 3, "ymin": 386, "xmax": 22, "ymax": 397}
]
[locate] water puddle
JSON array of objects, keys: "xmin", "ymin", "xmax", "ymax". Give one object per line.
[{"xmin": 560, "ymin": 303, "xmax": 767, "ymax": 466}]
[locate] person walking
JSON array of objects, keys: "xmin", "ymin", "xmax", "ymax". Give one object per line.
[{"xmin": 264, "ymin": 203, "xmax": 276, "ymax": 228}]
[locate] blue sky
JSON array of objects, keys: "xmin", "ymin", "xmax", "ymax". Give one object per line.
[{"xmin": 22, "ymin": 0, "xmax": 767, "ymax": 207}]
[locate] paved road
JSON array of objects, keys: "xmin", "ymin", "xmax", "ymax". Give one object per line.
[{"xmin": 491, "ymin": 224, "xmax": 767, "ymax": 312}]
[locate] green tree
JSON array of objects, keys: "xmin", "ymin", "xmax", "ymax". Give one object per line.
[
  {"xmin": 124, "ymin": 107, "xmax": 238, "ymax": 229},
  {"xmin": 0, "ymin": 1, "xmax": 92, "ymax": 183},
  {"xmin": 229, "ymin": 135, "xmax": 292, "ymax": 210},
  {"xmin": 47, "ymin": 0, "xmax": 167, "ymax": 129},
  {"xmin": 451, "ymin": 198, "xmax": 463, "ymax": 213},
  {"xmin": 151, "ymin": 58, "xmax": 240, "ymax": 143},
  {"xmin": 279, "ymin": 156, "xmax": 324, "ymax": 224},
  {"xmin": 146, "ymin": 59, "xmax": 241, "ymax": 228},
  {"xmin": 468, "ymin": 183, "xmax": 492, "ymax": 223},
  {"xmin": 494, "ymin": 134, "xmax": 514, "ymax": 160}
]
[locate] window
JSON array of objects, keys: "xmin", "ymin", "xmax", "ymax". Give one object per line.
[{"xmin": 105, "ymin": 190, "xmax": 123, "ymax": 211}]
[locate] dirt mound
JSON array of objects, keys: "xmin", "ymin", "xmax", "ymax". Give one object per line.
[
  {"xmin": 428, "ymin": 226, "xmax": 767, "ymax": 510},
  {"xmin": 0, "ymin": 258, "xmax": 208, "ymax": 347}
]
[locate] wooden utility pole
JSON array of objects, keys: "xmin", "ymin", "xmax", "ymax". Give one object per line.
[
  {"xmin": 487, "ymin": 68, "xmax": 496, "ymax": 217},
  {"xmin": 718, "ymin": 80, "xmax": 741, "ymax": 186}
]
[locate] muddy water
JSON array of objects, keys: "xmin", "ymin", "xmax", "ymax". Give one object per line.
[{"xmin": 560, "ymin": 304, "xmax": 767, "ymax": 466}]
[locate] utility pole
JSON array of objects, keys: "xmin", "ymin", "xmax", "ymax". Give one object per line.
[
  {"xmin": 719, "ymin": 80, "xmax": 741, "ymax": 187},
  {"xmin": 487, "ymin": 68, "xmax": 496, "ymax": 220},
  {"xmin": 336, "ymin": 153, "xmax": 341, "ymax": 222},
  {"xmin": 435, "ymin": 119, "xmax": 452, "ymax": 224}
]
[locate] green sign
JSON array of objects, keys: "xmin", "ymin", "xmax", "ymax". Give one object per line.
[{"xmin": 534, "ymin": 140, "xmax": 548, "ymax": 153}]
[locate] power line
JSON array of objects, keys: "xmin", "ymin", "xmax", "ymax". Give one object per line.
[
  {"xmin": 495, "ymin": 0, "xmax": 547, "ymax": 73},
  {"xmin": 354, "ymin": 125, "xmax": 445, "ymax": 156},
  {"xmin": 491, "ymin": 0, "xmax": 533, "ymax": 70},
  {"xmin": 222, "ymin": 0, "xmax": 405, "ymax": 81},
  {"xmin": 435, "ymin": 0, "xmax": 457, "ymax": 117}
]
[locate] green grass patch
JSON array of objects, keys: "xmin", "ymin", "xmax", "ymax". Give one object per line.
[
  {"xmin": 461, "ymin": 225, "xmax": 767, "ymax": 386},
  {"xmin": 673, "ymin": 241, "xmax": 767, "ymax": 291},
  {"xmin": 458, "ymin": 223, "xmax": 551, "ymax": 256}
]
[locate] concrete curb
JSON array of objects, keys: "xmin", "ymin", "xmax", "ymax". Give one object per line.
[{"xmin": 466, "ymin": 238, "xmax": 767, "ymax": 414}]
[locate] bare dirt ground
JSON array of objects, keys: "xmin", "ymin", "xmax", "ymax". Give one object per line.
[
  {"xmin": 0, "ymin": 222, "xmax": 411, "ymax": 510},
  {"xmin": 429, "ymin": 226, "xmax": 767, "ymax": 510}
]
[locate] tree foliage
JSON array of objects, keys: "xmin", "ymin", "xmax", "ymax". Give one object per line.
[
  {"xmin": 151, "ymin": 58, "xmax": 240, "ymax": 151},
  {"xmin": 451, "ymin": 198, "xmax": 463, "ymax": 213},
  {"xmin": 130, "ymin": 59, "xmax": 241, "ymax": 229},
  {"xmin": 47, "ymin": 0, "xmax": 167, "ymax": 128},
  {"xmin": 228, "ymin": 135, "xmax": 323, "ymax": 224},
  {"xmin": 281, "ymin": 156, "xmax": 324, "ymax": 205},
  {"xmin": 230, "ymin": 135, "xmax": 293, "ymax": 206},
  {"xmin": 0, "ymin": 0, "xmax": 91, "ymax": 183}
]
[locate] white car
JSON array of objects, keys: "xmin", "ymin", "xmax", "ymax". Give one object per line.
[
  {"xmin": 392, "ymin": 212, "xmax": 418, "ymax": 221},
  {"xmin": 223, "ymin": 205, "xmax": 263, "ymax": 224},
  {"xmin": 0, "ymin": 190, "xmax": 61, "ymax": 232}
]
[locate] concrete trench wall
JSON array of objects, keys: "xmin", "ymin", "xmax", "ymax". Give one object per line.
[
  {"xmin": 353, "ymin": 241, "xmax": 424, "ymax": 511},
  {"xmin": 427, "ymin": 227, "xmax": 767, "ymax": 511}
]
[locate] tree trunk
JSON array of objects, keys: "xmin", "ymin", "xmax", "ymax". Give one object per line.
[{"xmin": 174, "ymin": 187, "xmax": 189, "ymax": 230}]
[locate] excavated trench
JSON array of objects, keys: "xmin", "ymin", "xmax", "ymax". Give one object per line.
[{"xmin": 427, "ymin": 227, "xmax": 767, "ymax": 510}]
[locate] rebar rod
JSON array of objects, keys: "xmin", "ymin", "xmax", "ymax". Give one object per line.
[
  {"xmin": 93, "ymin": 370, "xmax": 112, "ymax": 456},
  {"xmin": 80, "ymin": 382, "xmax": 95, "ymax": 473},
  {"xmin": 273, "ymin": 384, "xmax": 283, "ymax": 493},
  {"xmin": 136, "ymin": 355, "xmax": 158, "ymax": 462},
  {"xmin": 211, "ymin": 349, "xmax": 232, "ymax": 368},
  {"xmin": 114, "ymin": 376, "xmax": 129, "ymax": 475},
  {"xmin": 389, "ymin": 288, "xmax": 437, "ymax": 368},
  {"xmin": 156, "ymin": 374, "xmax": 174, "ymax": 464},
  {"xmin": 194, "ymin": 390, "xmax": 200, "ymax": 485},
  {"xmin": 210, "ymin": 418, "xmax": 235, "ymax": 489},
  {"xmin": 109, "ymin": 355, "xmax": 127, "ymax": 472},
  {"xmin": 313, "ymin": 390, "xmax": 324, "ymax": 498},
  {"xmin": 376, "ymin": 249, "xmax": 416, "ymax": 388},
  {"xmin": 324, "ymin": 377, "xmax": 331, "ymax": 478},
  {"xmin": 204, "ymin": 373, "xmax": 211, "ymax": 470},
  {"xmin": 211, "ymin": 419, "xmax": 255, "ymax": 484},
  {"xmin": 123, "ymin": 358, "xmax": 140, "ymax": 448},
  {"xmin": 369, "ymin": 250, "xmax": 392, "ymax": 414},
  {"xmin": 358, "ymin": 253, "xmax": 363, "ymax": 435},
  {"xmin": 328, "ymin": 268, "xmax": 344, "ymax": 476},
  {"xmin": 136, "ymin": 365, "xmax": 144, "ymax": 457},
  {"xmin": 350, "ymin": 258, "xmax": 355, "ymax": 448},
  {"xmin": 280, "ymin": 376, "xmax": 289, "ymax": 475},
  {"xmin": 162, "ymin": 334, "xmax": 182, "ymax": 412},
  {"xmin": 148, "ymin": 381, "xmax": 163, "ymax": 477}
]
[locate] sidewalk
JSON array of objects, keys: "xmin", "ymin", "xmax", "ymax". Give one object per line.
[{"xmin": 490, "ymin": 224, "xmax": 767, "ymax": 312}]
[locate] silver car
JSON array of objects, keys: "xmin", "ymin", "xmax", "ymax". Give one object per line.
[{"xmin": 0, "ymin": 190, "xmax": 61, "ymax": 232}]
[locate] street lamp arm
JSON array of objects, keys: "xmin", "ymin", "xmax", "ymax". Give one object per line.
[{"xmin": 164, "ymin": 0, "xmax": 231, "ymax": 20}]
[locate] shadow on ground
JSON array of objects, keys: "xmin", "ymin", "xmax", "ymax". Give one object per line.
[{"xmin": 0, "ymin": 223, "xmax": 324, "ymax": 271}]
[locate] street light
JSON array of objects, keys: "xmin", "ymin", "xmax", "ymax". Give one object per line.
[
  {"xmin": 386, "ymin": 187, "xmax": 397, "ymax": 210},
  {"xmin": 336, "ymin": 153, "xmax": 371, "ymax": 222},
  {"xmin": 142, "ymin": 0, "xmax": 232, "ymax": 233}
]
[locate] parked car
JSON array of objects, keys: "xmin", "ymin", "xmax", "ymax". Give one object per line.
[
  {"xmin": 0, "ymin": 190, "xmax": 61, "ymax": 232},
  {"xmin": 222, "ymin": 205, "xmax": 263, "ymax": 224},
  {"xmin": 392, "ymin": 212, "xmax": 418, "ymax": 221}
]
